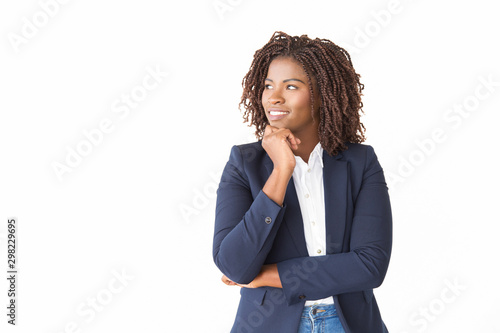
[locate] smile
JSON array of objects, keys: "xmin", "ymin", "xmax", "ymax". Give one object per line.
[
  {"xmin": 268, "ymin": 110, "xmax": 290, "ymax": 121},
  {"xmin": 269, "ymin": 111, "xmax": 289, "ymax": 116}
]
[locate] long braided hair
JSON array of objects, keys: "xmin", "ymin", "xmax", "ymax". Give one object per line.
[{"xmin": 239, "ymin": 31, "xmax": 366, "ymax": 156}]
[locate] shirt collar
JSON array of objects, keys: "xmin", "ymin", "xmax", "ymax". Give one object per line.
[{"xmin": 313, "ymin": 141, "xmax": 324, "ymax": 168}]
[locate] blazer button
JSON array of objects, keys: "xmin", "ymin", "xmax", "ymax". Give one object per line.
[
  {"xmin": 299, "ymin": 295, "xmax": 306, "ymax": 300},
  {"xmin": 265, "ymin": 217, "xmax": 272, "ymax": 224}
]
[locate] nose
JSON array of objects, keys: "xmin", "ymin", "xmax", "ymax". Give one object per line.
[{"xmin": 268, "ymin": 90, "xmax": 285, "ymax": 104}]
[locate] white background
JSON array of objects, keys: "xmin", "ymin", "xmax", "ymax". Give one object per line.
[{"xmin": 1, "ymin": 0, "xmax": 499, "ymax": 332}]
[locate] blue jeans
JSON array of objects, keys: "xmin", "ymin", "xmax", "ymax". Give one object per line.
[{"xmin": 297, "ymin": 304, "xmax": 346, "ymax": 333}]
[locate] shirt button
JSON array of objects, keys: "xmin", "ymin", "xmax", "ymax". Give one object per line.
[
  {"xmin": 265, "ymin": 217, "xmax": 272, "ymax": 224},
  {"xmin": 311, "ymin": 221, "xmax": 316, "ymax": 226},
  {"xmin": 307, "ymin": 168, "xmax": 311, "ymax": 173},
  {"xmin": 305, "ymin": 193, "xmax": 309, "ymax": 198},
  {"xmin": 317, "ymin": 249, "xmax": 322, "ymax": 254}
]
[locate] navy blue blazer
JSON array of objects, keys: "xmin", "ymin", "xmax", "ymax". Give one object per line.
[{"xmin": 213, "ymin": 140, "xmax": 392, "ymax": 333}]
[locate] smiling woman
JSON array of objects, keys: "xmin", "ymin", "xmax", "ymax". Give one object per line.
[
  {"xmin": 261, "ymin": 56, "xmax": 321, "ymax": 163},
  {"xmin": 213, "ymin": 31, "xmax": 392, "ymax": 333}
]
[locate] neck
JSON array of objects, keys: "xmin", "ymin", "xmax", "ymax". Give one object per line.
[{"xmin": 293, "ymin": 133, "xmax": 320, "ymax": 164}]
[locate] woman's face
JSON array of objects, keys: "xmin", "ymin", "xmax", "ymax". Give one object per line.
[{"xmin": 261, "ymin": 56, "xmax": 320, "ymax": 138}]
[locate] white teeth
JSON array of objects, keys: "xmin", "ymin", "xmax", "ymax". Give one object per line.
[{"xmin": 270, "ymin": 111, "xmax": 289, "ymax": 115}]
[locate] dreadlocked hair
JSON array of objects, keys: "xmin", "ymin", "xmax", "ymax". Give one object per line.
[{"xmin": 239, "ymin": 31, "xmax": 367, "ymax": 156}]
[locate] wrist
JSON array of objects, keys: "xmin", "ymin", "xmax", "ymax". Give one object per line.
[
  {"xmin": 273, "ymin": 166, "xmax": 294, "ymax": 178},
  {"xmin": 258, "ymin": 264, "xmax": 282, "ymax": 288}
]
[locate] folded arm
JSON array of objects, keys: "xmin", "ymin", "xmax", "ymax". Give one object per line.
[
  {"xmin": 213, "ymin": 145, "xmax": 289, "ymax": 284},
  {"xmin": 277, "ymin": 146, "xmax": 392, "ymax": 304},
  {"xmin": 233, "ymin": 146, "xmax": 393, "ymax": 304}
]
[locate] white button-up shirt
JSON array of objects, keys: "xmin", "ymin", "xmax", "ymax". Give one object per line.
[{"xmin": 292, "ymin": 141, "xmax": 334, "ymax": 305}]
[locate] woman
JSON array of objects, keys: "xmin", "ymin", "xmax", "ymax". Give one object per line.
[{"xmin": 213, "ymin": 31, "xmax": 392, "ymax": 333}]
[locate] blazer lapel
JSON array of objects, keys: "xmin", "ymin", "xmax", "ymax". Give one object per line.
[
  {"xmin": 322, "ymin": 150, "xmax": 347, "ymax": 254},
  {"xmin": 283, "ymin": 177, "xmax": 309, "ymax": 257}
]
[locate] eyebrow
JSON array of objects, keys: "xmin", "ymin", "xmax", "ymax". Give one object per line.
[{"xmin": 265, "ymin": 78, "xmax": 306, "ymax": 84}]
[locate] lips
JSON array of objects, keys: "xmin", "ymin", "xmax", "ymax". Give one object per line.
[{"xmin": 268, "ymin": 109, "xmax": 290, "ymax": 120}]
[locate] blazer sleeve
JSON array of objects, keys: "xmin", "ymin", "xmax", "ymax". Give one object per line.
[
  {"xmin": 213, "ymin": 145, "xmax": 288, "ymax": 284},
  {"xmin": 276, "ymin": 145, "xmax": 393, "ymax": 305}
]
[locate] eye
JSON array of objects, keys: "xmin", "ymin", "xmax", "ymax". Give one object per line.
[{"xmin": 264, "ymin": 84, "xmax": 298, "ymax": 90}]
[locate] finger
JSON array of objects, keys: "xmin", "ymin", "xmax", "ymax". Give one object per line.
[
  {"xmin": 288, "ymin": 135, "xmax": 300, "ymax": 149},
  {"xmin": 275, "ymin": 130, "xmax": 295, "ymax": 150},
  {"xmin": 265, "ymin": 124, "xmax": 278, "ymax": 135},
  {"xmin": 281, "ymin": 130, "xmax": 299, "ymax": 149},
  {"xmin": 293, "ymin": 138, "xmax": 301, "ymax": 150},
  {"xmin": 264, "ymin": 125, "xmax": 271, "ymax": 136},
  {"xmin": 283, "ymin": 138, "xmax": 293, "ymax": 151},
  {"xmin": 221, "ymin": 275, "xmax": 237, "ymax": 286}
]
